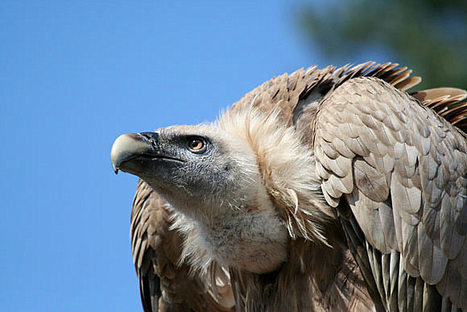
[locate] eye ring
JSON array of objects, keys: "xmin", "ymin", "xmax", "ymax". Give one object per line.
[{"xmin": 187, "ymin": 137, "xmax": 206, "ymax": 153}]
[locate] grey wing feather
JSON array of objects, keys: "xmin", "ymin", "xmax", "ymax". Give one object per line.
[{"xmin": 311, "ymin": 77, "xmax": 467, "ymax": 310}]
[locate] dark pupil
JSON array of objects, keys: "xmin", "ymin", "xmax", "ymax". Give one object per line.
[{"xmin": 191, "ymin": 140, "xmax": 201, "ymax": 149}]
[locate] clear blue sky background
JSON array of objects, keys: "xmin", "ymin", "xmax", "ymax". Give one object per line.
[{"xmin": 0, "ymin": 1, "xmax": 388, "ymax": 311}]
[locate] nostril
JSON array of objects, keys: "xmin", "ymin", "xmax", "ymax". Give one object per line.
[
  {"xmin": 139, "ymin": 132, "xmax": 154, "ymax": 140},
  {"xmin": 139, "ymin": 132, "xmax": 160, "ymax": 147}
]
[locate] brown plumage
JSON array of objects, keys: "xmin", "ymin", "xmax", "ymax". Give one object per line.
[{"xmin": 111, "ymin": 62, "xmax": 467, "ymax": 311}]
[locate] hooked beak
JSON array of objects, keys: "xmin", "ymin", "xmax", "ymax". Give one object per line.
[{"xmin": 110, "ymin": 132, "xmax": 160, "ymax": 174}]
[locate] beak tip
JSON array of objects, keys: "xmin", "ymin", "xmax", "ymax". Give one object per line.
[{"xmin": 111, "ymin": 162, "xmax": 119, "ymax": 174}]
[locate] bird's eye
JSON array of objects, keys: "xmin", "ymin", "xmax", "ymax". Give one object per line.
[{"xmin": 187, "ymin": 138, "xmax": 206, "ymax": 153}]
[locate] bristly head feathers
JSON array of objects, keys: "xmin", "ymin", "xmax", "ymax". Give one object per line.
[{"xmin": 219, "ymin": 105, "xmax": 335, "ymax": 244}]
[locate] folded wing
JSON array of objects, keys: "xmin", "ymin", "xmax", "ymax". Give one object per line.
[{"xmin": 312, "ymin": 77, "xmax": 467, "ymax": 310}]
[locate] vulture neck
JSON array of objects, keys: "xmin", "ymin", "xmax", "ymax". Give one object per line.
[{"xmin": 172, "ymin": 186, "xmax": 289, "ymax": 275}]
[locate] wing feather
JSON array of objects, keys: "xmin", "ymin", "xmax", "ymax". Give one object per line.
[{"xmin": 312, "ymin": 77, "xmax": 467, "ymax": 309}]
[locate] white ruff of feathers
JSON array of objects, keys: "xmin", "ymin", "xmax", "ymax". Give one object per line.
[{"xmin": 219, "ymin": 105, "xmax": 334, "ymax": 243}]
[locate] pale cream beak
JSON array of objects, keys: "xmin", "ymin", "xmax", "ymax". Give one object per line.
[{"xmin": 110, "ymin": 133, "xmax": 152, "ymax": 174}]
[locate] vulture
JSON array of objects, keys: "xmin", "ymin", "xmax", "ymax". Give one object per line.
[{"xmin": 111, "ymin": 62, "xmax": 467, "ymax": 312}]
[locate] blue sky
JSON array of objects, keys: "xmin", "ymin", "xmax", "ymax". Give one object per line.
[{"xmin": 0, "ymin": 1, "xmax": 387, "ymax": 311}]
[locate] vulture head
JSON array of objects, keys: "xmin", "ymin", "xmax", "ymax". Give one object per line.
[{"xmin": 111, "ymin": 108, "xmax": 329, "ymax": 274}]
